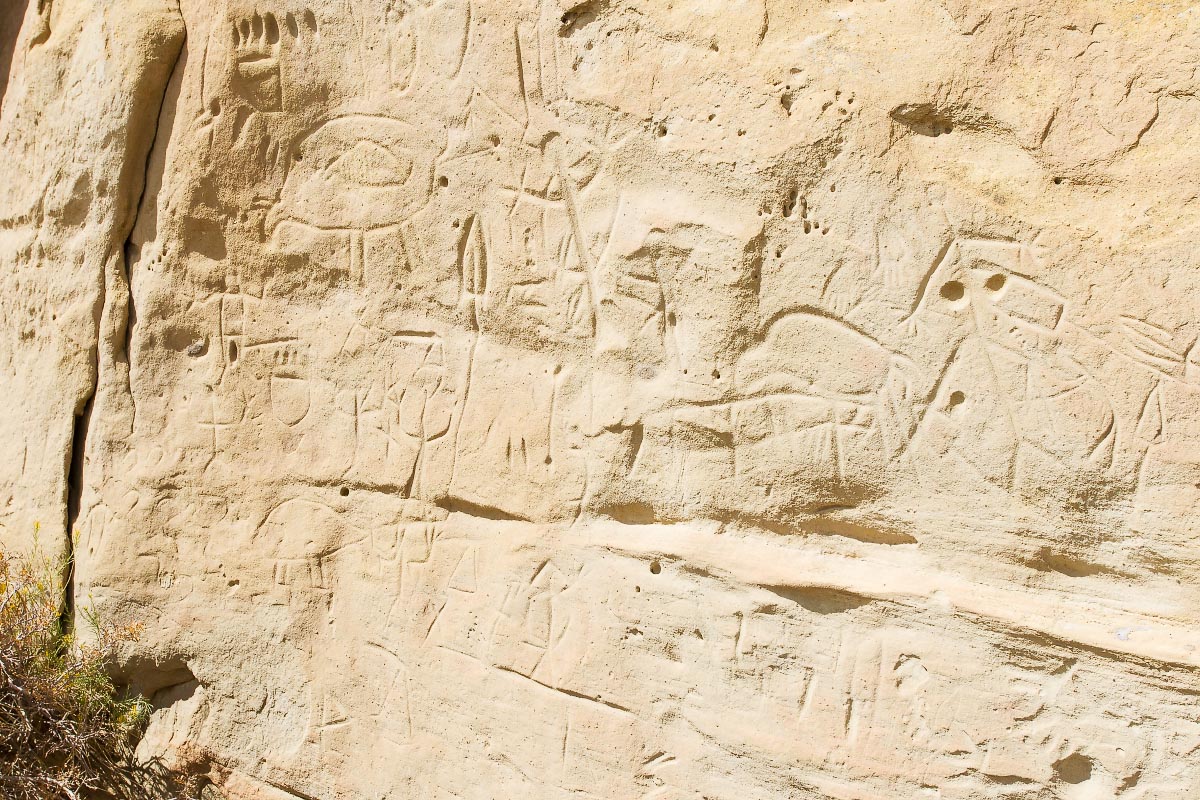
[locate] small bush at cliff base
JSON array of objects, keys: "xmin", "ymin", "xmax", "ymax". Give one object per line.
[{"xmin": 0, "ymin": 546, "xmax": 151, "ymax": 800}]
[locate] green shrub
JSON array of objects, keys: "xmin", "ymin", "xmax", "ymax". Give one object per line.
[{"xmin": 0, "ymin": 542, "xmax": 154, "ymax": 799}]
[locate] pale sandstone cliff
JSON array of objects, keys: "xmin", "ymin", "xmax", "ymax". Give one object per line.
[{"xmin": 2, "ymin": 1, "xmax": 1200, "ymax": 798}]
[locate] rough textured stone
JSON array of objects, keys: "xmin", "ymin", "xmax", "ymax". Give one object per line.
[{"xmin": 3, "ymin": 1, "xmax": 1200, "ymax": 797}]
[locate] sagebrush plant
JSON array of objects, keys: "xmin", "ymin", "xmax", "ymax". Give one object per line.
[{"xmin": 0, "ymin": 536, "xmax": 154, "ymax": 799}]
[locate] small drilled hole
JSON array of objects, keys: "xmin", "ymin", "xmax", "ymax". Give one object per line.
[
  {"xmin": 947, "ymin": 390, "xmax": 966, "ymax": 409},
  {"xmin": 985, "ymin": 273, "xmax": 1006, "ymax": 292},
  {"xmin": 649, "ymin": 561, "xmax": 662, "ymax": 575},
  {"xmin": 339, "ymin": 486, "xmax": 350, "ymax": 497},
  {"xmin": 438, "ymin": 176, "xmax": 449, "ymax": 187}
]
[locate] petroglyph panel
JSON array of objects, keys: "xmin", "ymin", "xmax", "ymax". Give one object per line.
[{"xmin": 4, "ymin": 0, "xmax": 1200, "ymax": 797}]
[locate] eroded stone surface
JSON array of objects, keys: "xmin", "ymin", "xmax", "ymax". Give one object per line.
[{"xmin": 3, "ymin": 1, "xmax": 1200, "ymax": 797}]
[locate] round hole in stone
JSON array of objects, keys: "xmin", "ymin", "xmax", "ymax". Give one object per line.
[
  {"xmin": 1053, "ymin": 753, "xmax": 1093, "ymax": 785},
  {"xmin": 947, "ymin": 390, "xmax": 966, "ymax": 409},
  {"xmin": 339, "ymin": 486, "xmax": 350, "ymax": 497},
  {"xmin": 940, "ymin": 280, "xmax": 965, "ymax": 302},
  {"xmin": 649, "ymin": 560, "xmax": 662, "ymax": 575},
  {"xmin": 985, "ymin": 273, "xmax": 1007, "ymax": 292}
]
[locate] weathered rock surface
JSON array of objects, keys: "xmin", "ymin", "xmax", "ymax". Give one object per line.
[{"xmin": 3, "ymin": 1, "xmax": 1200, "ymax": 797}]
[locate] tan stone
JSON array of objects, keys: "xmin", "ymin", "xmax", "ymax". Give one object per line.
[{"xmin": 3, "ymin": 0, "xmax": 1200, "ymax": 797}]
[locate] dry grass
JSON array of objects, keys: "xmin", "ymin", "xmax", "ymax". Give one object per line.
[{"xmin": 0, "ymin": 544, "xmax": 191, "ymax": 799}]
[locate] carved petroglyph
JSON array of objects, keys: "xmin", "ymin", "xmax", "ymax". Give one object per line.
[
  {"xmin": 896, "ymin": 238, "xmax": 1118, "ymax": 488},
  {"xmin": 7, "ymin": 1, "xmax": 1200, "ymax": 798},
  {"xmin": 267, "ymin": 115, "xmax": 437, "ymax": 286}
]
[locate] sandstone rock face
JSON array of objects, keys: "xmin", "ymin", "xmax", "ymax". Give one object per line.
[{"xmin": 4, "ymin": 1, "xmax": 1200, "ymax": 797}]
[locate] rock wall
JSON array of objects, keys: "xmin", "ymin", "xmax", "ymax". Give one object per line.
[{"xmin": 3, "ymin": 1, "xmax": 1200, "ymax": 798}]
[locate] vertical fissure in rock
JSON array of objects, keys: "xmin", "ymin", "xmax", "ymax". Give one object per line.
[
  {"xmin": 120, "ymin": 37, "xmax": 186, "ymax": 373},
  {"xmin": 61, "ymin": 397, "xmax": 92, "ymax": 634},
  {"xmin": 59, "ymin": 10, "xmax": 187, "ymax": 635}
]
